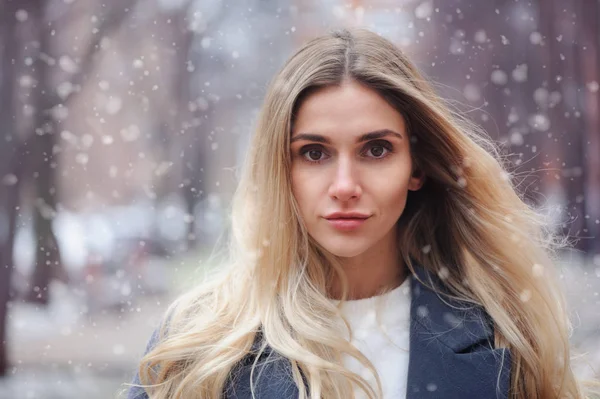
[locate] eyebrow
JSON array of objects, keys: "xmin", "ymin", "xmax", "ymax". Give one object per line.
[{"xmin": 289, "ymin": 129, "xmax": 403, "ymax": 144}]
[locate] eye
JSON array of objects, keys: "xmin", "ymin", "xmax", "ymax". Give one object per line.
[
  {"xmin": 299, "ymin": 145, "xmax": 329, "ymax": 163},
  {"xmin": 306, "ymin": 149, "xmax": 324, "ymax": 161},
  {"xmin": 364, "ymin": 140, "xmax": 393, "ymax": 159},
  {"xmin": 368, "ymin": 145, "xmax": 386, "ymax": 158}
]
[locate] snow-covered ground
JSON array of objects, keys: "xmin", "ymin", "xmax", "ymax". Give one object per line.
[{"xmin": 1, "ymin": 290, "xmax": 170, "ymax": 399}]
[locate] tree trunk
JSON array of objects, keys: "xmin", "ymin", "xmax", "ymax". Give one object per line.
[
  {"xmin": 0, "ymin": 0, "xmax": 21, "ymax": 376},
  {"xmin": 25, "ymin": 0, "xmax": 67, "ymax": 305},
  {"xmin": 577, "ymin": 0, "xmax": 600, "ymax": 257},
  {"xmin": 23, "ymin": 0, "xmax": 140, "ymax": 303}
]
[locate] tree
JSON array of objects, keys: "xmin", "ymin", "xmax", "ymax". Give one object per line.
[
  {"xmin": 23, "ymin": 0, "xmax": 140, "ymax": 304},
  {"xmin": 0, "ymin": 0, "xmax": 22, "ymax": 377},
  {"xmin": 0, "ymin": 0, "xmax": 139, "ymax": 375}
]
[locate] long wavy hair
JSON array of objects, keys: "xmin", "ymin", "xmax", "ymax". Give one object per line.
[{"xmin": 130, "ymin": 27, "xmax": 595, "ymax": 398}]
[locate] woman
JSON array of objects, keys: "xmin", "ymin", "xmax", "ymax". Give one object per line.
[{"xmin": 126, "ymin": 27, "xmax": 595, "ymax": 398}]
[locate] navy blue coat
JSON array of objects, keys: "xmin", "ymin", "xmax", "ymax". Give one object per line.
[{"xmin": 127, "ymin": 264, "xmax": 511, "ymax": 398}]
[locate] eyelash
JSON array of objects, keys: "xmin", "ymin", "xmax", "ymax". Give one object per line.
[{"xmin": 298, "ymin": 140, "xmax": 394, "ymax": 164}]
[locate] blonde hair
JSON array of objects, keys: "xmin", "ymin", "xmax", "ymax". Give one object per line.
[{"xmin": 130, "ymin": 27, "xmax": 596, "ymax": 398}]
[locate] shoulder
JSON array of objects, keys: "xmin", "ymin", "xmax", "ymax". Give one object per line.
[{"xmin": 126, "ymin": 317, "xmax": 171, "ymax": 399}]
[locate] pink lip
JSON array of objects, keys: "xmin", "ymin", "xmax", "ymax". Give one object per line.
[
  {"xmin": 326, "ymin": 217, "xmax": 369, "ymax": 231},
  {"xmin": 325, "ymin": 211, "xmax": 370, "ymax": 219}
]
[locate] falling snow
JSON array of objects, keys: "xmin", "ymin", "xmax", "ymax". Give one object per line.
[{"xmin": 0, "ymin": 2, "xmax": 599, "ymax": 397}]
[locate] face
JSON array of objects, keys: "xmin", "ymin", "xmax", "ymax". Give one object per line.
[{"xmin": 290, "ymin": 80, "xmax": 424, "ymax": 259}]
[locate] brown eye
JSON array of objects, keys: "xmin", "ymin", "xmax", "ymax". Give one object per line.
[
  {"xmin": 364, "ymin": 141, "xmax": 393, "ymax": 159},
  {"xmin": 299, "ymin": 145, "xmax": 328, "ymax": 163},
  {"xmin": 307, "ymin": 149, "xmax": 323, "ymax": 161},
  {"xmin": 370, "ymin": 146, "xmax": 385, "ymax": 157}
]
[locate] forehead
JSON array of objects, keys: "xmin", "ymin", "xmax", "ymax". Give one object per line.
[{"xmin": 291, "ymin": 81, "xmax": 406, "ymax": 139}]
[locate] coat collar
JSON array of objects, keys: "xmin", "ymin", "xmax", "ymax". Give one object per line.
[
  {"xmin": 406, "ymin": 262, "xmax": 511, "ymax": 398},
  {"xmin": 226, "ymin": 263, "xmax": 511, "ymax": 398},
  {"xmin": 409, "ymin": 261, "xmax": 495, "ymax": 352}
]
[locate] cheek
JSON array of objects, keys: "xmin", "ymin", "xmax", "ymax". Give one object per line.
[
  {"xmin": 291, "ymin": 170, "xmax": 312, "ymax": 213},
  {"xmin": 368, "ymin": 168, "xmax": 412, "ymax": 207},
  {"xmin": 377, "ymin": 183, "xmax": 409, "ymax": 208}
]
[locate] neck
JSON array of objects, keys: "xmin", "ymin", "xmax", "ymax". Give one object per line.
[{"xmin": 328, "ymin": 239, "xmax": 407, "ymax": 300}]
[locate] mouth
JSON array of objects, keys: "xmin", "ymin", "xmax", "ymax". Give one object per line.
[
  {"xmin": 325, "ymin": 216, "xmax": 370, "ymax": 231},
  {"xmin": 325, "ymin": 217, "xmax": 369, "ymax": 221},
  {"xmin": 324, "ymin": 212, "xmax": 371, "ymax": 220}
]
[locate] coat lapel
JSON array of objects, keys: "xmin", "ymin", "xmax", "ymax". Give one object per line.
[
  {"xmin": 225, "ymin": 338, "xmax": 300, "ymax": 399},
  {"xmin": 225, "ymin": 264, "xmax": 511, "ymax": 399},
  {"xmin": 406, "ymin": 263, "xmax": 511, "ymax": 398}
]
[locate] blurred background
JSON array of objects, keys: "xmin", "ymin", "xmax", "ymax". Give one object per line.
[{"xmin": 0, "ymin": 0, "xmax": 599, "ymax": 397}]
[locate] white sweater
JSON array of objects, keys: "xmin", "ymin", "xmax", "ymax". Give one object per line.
[{"xmin": 333, "ymin": 277, "xmax": 411, "ymax": 399}]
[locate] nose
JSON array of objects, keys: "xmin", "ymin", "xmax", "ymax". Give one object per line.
[{"xmin": 328, "ymin": 155, "xmax": 362, "ymax": 201}]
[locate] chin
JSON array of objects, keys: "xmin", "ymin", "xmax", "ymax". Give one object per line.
[{"xmin": 318, "ymin": 237, "xmax": 370, "ymax": 258}]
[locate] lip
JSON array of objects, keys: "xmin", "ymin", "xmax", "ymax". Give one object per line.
[
  {"xmin": 324, "ymin": 213, "xmax": 371, "ymax": 231},
  {"xmin": 326, "ymin": 218, "xmax": 368, "ymax": 231},
  {"xmin": 324, "ymin": 212, "xmax": 371, "ymax": 219}
]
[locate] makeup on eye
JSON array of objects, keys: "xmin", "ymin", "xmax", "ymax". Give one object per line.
[{"xmin": 296, "ymin": 140, "xmax": 395, "ymax": 163}]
